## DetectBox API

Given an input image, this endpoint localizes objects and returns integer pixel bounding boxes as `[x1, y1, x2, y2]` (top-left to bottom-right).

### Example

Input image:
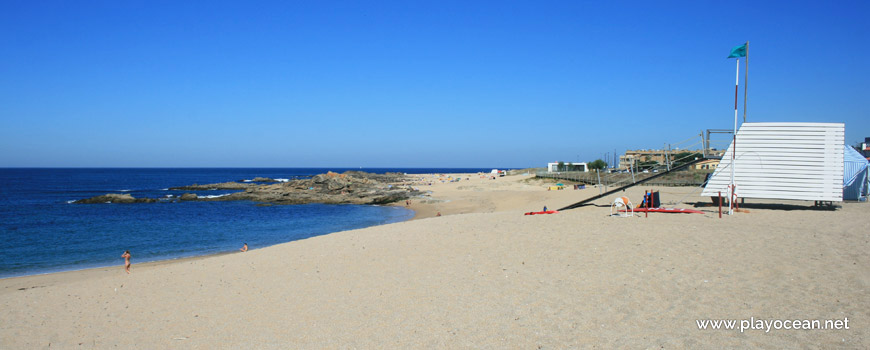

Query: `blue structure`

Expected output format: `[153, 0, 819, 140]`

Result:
[844, 145, 869, 200]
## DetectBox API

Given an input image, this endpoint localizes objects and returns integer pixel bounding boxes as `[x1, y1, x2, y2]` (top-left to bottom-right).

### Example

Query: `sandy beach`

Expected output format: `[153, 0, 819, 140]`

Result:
[1, 173, 868, 348]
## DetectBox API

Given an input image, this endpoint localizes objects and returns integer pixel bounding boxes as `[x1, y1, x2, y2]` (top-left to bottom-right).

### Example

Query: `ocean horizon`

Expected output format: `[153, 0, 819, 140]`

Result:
[0, 167, 495, 278]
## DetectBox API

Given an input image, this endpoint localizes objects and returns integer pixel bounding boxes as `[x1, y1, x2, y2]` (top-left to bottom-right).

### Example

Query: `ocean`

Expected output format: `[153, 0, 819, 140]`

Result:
[0, 168, 490, 278]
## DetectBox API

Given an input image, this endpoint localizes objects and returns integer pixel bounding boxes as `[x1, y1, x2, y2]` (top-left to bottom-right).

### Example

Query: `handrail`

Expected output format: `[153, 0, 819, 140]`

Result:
[557, 157, 708, 211]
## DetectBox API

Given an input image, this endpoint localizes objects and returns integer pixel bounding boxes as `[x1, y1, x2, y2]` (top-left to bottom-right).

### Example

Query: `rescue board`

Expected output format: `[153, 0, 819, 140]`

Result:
[621, 208, 704, 214]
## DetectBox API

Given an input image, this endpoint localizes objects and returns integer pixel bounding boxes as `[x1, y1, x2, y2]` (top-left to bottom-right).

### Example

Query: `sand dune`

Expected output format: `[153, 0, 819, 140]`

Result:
[2, 174, 867, 348]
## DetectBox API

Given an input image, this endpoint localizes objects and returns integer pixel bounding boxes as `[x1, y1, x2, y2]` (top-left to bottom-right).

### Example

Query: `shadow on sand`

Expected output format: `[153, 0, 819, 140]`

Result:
[563, 202, 841, 212]
[689, 201, 839, 211]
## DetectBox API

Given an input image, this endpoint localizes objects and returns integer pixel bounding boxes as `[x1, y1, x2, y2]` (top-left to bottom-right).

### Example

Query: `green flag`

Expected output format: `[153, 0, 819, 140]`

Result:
[728, 44, 747, 58]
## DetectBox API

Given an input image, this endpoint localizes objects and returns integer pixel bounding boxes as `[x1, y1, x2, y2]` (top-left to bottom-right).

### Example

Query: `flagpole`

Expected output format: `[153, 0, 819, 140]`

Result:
[730, 58, 739, 215]
[743, 41, 749, 123]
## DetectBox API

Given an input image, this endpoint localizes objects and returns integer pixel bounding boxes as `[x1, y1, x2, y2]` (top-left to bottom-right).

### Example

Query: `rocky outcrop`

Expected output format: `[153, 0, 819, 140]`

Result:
[74, 171, 419, 206]
[201, 171, 419, 205]
[74, 194, 160, 204]
[339, 171, 407, 183]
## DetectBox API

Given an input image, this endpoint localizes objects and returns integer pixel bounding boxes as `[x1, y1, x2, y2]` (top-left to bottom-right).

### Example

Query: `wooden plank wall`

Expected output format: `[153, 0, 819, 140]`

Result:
[701, 122, 845, 201]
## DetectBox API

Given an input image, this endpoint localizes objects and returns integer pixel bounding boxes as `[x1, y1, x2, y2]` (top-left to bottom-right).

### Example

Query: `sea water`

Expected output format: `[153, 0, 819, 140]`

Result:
[0, 168, 488, 278]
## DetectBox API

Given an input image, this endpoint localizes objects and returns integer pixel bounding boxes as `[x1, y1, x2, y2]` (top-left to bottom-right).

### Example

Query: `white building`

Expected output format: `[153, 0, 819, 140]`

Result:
[702, 122, 844, 202]
[547, 162, 588, 173]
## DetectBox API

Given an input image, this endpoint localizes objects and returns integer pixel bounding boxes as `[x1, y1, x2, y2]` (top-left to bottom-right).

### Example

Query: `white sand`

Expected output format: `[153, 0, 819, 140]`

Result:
[1, 174, 868, 348]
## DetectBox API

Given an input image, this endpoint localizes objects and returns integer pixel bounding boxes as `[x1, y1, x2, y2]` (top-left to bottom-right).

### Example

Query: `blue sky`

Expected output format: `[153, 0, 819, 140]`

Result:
[1, 0, 867, 167]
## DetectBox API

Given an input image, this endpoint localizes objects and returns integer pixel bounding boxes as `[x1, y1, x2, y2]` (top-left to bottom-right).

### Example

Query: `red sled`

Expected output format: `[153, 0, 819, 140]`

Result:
[524, 210, 559, 215]
[621, 207, 704, 214]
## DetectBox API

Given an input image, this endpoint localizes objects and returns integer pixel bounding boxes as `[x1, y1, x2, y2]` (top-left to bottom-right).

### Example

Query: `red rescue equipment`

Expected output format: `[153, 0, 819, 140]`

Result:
[524, 210, 559, 215]
[622, 207, 704, 214]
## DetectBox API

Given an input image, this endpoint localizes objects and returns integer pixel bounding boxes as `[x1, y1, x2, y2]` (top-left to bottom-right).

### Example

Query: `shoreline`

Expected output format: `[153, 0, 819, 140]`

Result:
[5, 199, 419, 281]
[0, 172, 489, 283]
[1, 205, 416, 281]
[0, 251, 236, 289]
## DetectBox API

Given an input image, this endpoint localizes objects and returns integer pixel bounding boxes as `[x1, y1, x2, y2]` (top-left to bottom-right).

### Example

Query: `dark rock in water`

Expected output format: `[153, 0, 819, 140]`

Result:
[74, 194, 159, 204]
[251, 177, 278, 182]
[179, 193, 198, 201]
[170, 182, 255, 191]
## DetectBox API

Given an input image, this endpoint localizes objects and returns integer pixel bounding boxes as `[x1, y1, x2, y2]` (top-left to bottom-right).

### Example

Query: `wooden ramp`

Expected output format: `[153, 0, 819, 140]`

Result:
[557, 157, 706, 211]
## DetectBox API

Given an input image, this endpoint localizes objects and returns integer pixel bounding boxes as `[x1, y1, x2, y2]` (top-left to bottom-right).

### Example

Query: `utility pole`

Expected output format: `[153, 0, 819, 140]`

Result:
[743, 41, 749, 123]
[596, 170, 602, 195]
[701, 131, 707, 158]
[664, 143, 671, 171]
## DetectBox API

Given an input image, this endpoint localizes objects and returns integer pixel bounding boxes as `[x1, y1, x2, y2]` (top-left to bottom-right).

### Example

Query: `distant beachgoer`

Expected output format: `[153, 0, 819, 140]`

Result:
[436, 211, 441, 217]
[543, 206, 548, 212]
[240, 243, 248, 252]
[405, 200, 410, 206]
[121, 250, 131, 274]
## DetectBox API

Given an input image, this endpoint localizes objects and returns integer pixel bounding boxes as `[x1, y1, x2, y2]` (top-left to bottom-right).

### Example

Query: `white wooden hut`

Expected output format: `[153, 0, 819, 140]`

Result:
[701, 122, 845, 202]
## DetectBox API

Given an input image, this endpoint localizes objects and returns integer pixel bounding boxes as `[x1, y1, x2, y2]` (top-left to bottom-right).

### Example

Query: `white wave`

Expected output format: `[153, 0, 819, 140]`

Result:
[242, 180, 253, 182]
[275, 178, 290, 182]
[119, 189, 132, 192]
[66, 200, 76, 204]
[199, 193, 232, 199]
[161, 188, 169, 191]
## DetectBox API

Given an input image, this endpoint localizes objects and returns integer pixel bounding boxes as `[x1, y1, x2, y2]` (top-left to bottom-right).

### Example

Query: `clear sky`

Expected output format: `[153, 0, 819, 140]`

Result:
[1, 0, 867, 168]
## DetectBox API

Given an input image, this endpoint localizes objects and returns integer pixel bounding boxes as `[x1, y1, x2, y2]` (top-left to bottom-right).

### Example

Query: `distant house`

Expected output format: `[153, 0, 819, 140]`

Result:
[693, 159, 720, 170]
[862, 137, 870, 158]
[547, 162, 588, 173]
[619, 149, 725, 170]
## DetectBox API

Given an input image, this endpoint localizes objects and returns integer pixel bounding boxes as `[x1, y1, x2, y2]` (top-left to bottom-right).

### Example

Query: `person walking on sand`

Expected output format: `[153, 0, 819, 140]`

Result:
[240, 243, 248, 252]
[121, 250, 131, 274]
